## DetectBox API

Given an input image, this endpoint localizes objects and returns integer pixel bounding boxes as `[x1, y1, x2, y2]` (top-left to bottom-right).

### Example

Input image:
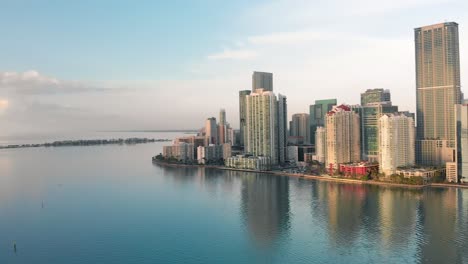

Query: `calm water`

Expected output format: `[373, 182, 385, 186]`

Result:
[0, 132, 467, 264]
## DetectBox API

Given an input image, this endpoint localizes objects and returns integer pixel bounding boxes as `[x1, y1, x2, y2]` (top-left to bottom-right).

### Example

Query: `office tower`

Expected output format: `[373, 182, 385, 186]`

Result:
[218, 109, 226, 144]
[277, 94, 288, 164]
[239, 90, 251, 148]
[352, 102, 398, 162]
[361, 88, 391, 106]
[309, 99, 337, 145]
[315, 126, 326, 163]
[252, 71, 273, 92]
[325, 105, 361, 171]
[415, 22, 461, 166]
[290, 113, 310, 144]
[205, 117, 218, 145]
[378, 114, 415, 176]
[455, 105, 468, 183]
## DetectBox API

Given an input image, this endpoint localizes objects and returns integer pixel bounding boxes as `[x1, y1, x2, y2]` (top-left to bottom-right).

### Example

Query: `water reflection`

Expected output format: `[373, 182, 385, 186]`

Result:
[240, 173, 290, 248]
[157, 163, 468, 263]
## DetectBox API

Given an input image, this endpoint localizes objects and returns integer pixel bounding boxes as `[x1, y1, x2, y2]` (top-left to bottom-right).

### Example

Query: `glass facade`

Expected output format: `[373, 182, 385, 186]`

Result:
[414, 22, 461, 165]
[309, 99, 337, 145]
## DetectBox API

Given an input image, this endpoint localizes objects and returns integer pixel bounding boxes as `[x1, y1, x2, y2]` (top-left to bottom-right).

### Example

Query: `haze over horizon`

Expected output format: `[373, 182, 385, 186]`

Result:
[1, 0, 468, 136]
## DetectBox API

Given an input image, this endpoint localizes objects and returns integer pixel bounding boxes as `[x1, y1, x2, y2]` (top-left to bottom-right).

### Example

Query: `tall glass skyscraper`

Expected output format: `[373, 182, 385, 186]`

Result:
[252, 71, 273, 92]
[309, 99, 337, 145]
[239, 90, 251, 148]
[415, 22, 461, 166]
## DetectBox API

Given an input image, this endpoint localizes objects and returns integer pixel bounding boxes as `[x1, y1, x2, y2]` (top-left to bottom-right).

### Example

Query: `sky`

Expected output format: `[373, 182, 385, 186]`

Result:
[1, 0, 468, 136]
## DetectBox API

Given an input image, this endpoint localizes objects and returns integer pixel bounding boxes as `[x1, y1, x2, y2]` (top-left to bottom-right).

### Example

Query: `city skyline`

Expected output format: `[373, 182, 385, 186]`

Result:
[1, 1, 468, 136]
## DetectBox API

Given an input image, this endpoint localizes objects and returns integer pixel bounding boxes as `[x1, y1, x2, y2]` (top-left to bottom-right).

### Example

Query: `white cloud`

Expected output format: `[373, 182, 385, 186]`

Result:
[248, 31, 332, 45]
[0, 70, 106, 94]
[207, 48, 258, 60]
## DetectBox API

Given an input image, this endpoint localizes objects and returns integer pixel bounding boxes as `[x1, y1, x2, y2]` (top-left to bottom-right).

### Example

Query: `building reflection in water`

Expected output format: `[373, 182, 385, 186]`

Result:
[240, 173, 290, 248]
[416, 187, 467, 264]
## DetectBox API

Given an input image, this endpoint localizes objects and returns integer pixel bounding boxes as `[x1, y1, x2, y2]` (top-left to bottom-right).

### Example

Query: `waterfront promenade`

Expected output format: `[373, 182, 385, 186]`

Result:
[152, 159, 468, 190]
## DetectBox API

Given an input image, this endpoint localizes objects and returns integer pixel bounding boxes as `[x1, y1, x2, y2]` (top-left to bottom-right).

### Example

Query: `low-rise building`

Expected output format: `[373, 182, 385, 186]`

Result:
[339, 162, 379, 177]
[395, 168, 444, 182]
[197, 143, 232, 164]
[162, 143, 195, 163]
[225, 155, 271, 171]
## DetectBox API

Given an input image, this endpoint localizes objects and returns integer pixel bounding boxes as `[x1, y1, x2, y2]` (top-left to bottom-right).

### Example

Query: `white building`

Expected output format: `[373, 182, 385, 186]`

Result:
[325, 105, 361, 171]
[287, 146, 299, 163]
[197, 143, 232, 164]
[246, 89, 287, 165]
[315, 126, 326, 163]
[378, 114, 415, 176]
[225, 155, 271, 171]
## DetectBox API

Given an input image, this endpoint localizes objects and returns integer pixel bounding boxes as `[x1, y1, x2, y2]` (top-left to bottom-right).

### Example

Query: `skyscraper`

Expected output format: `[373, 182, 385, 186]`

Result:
[246, 89, 278, 164]
[239, 90, 251, 148]
[361, 88, 391, 106]
[415, 22, 461, 166]
[352, 102, 398, 162]
[309, 99, 337, 145]
[325, 105, 361, 171]
[205, 117, 218, 145]
[290, 113, 310, 144]
[277, 94, 288, 164]
[252, 71, 273, 92]
[378, 114, 415, 176]
[455, 104, 468, 183]
[246, 89, 287, 165]
[218, 109, 226, 144]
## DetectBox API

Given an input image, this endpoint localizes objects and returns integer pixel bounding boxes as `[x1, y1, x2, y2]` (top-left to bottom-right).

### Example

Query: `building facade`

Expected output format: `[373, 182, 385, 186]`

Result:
[352, 102, 399, 162]
[415, 22, 461, 166]
[455, 104, 468, 183]
[225, 155, 271, 171]
[277, 94, 288, 164]
[239, 90, 251, 148]
[315, 126, 326, 163]
[252, 71, 273, 92]
[205, 117, 218, 145]
[246, 89, 279, 164]
[163, 143, 195, 163]
[361, 88, 391, 106]
[325, 105, 361, 172]
[378, 114, 415, 176]
[290, 113, 310, 144]
[309, 99, 337, 145]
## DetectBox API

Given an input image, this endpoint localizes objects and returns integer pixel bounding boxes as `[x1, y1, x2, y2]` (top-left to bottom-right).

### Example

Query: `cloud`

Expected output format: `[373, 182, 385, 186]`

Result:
[207, 48, 258, 60]
[0, 70, 109, 95]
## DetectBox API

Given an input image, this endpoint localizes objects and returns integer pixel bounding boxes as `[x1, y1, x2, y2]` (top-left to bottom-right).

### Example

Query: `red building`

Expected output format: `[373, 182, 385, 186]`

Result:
[339, 162, 379, 177]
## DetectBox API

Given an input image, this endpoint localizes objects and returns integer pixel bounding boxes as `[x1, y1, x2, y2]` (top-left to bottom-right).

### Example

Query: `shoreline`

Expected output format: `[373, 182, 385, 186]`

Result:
[152, 159, 468, 190]
[0, 138, 171, 150]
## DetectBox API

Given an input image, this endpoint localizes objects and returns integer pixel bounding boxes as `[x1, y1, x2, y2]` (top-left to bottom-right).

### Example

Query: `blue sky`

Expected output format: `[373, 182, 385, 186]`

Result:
[0, 0, 467, 135]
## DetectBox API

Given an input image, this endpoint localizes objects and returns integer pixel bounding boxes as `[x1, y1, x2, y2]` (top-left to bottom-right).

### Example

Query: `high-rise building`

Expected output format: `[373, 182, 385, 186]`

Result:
[277, 94, 288, 164]
[218, 109, 226, 144]
[309, 99, 337, 145]
[352, 102, 398, 162]
[246, 89, 287, 165]
[239, 90, 251, 147]
[252, 71, 273, 92]
[455, 104, 468, 183]
[378, 114, 415, 176]
[325, 105, 361, 172]
[290, 113, 310, 144]
[315, 126, 326, 163]
[415, 22, 461, 166]
[246, 89, 278, 164]
[205, 117, 218, 145]
[361, 88, 391, 106]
